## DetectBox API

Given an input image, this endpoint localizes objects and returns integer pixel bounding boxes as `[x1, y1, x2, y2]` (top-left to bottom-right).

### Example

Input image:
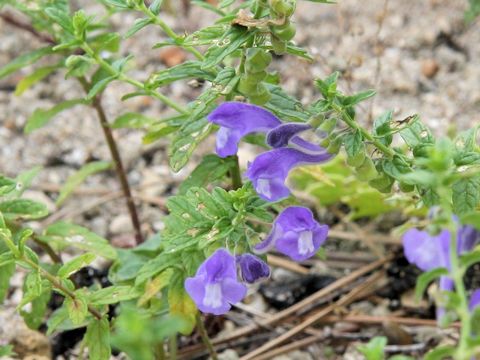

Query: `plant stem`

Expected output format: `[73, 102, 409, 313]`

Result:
[78, 78, 144, 245]
[22, 254, 103, 320]
[331, 102, 395, 158]
[169, 335, 177, 360]
[138, 2, 204, 61]
[196, 313, 218, 360]
[230, 155, 243, 190]
[32, 236, 63, 264]
[81, 42, 188, 115]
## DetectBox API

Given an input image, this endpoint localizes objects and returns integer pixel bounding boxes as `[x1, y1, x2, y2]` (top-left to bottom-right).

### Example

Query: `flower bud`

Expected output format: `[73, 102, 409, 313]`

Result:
[355, 157, 378, 181]
[238, 75, 260, 94]
[369, 173, 394, 193]
[269, 0, 296, 17]
[271, 21, 296, 41]
[307, 114, 325, 129]
[249, 83, 272, 105]
[245, 48, 272, 73]
[317, 117, 337, 138]
[236, 254, 270, 284]
[346, 150, 366, 167]
[327, 136, 342, 155]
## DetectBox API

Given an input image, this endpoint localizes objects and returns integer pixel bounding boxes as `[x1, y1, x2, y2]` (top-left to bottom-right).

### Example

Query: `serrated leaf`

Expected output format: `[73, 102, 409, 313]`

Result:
[373, 110, 393, 146]
[125, 18, 153, 38]
[25, 99, 88, 134]
[452, 176, 480, 215]
[399, 116, 434, 148]
[415, 267, 449, 301]
[0, 199, 48, 219]
[65, 293, 88, 325]
[56, 161, 111, 206]
[0, 47, 54, 80]
[45, 7, 74, 33]
[15, 65, 59, 96]
[42, 222, 117, 260]
[179, 155, 234, 194]
[265, 84, 311, 121]
[88, 285, 140, 305]
[343, 131, 363, 158]
[58, 253, 96, 278]
[202, 26, 254, 69]
[342, 89, 376, 106]
[183, 24, 227, 46]
[85, 318, 111, 360]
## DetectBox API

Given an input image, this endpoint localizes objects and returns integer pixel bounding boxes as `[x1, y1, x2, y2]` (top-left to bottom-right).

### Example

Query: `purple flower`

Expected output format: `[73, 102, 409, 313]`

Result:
[255, 206, 329, 261]
[207, 102, 281, 157]
[236, 254, 270, 283]
[266, 123, 311, 148]
[246, 148, 332, 202]
[185, 248, 247, 315]
[469, 289, 480, 312]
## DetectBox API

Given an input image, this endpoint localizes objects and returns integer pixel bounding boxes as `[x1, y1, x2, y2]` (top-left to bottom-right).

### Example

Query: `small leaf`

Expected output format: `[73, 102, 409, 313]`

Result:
[25, 99, 88, 133]
[452, 176, 480, 215]
[373, 110, 393, 146]
[15, 65, 59, 96]
[66, 293, 88, 325]
[0, 262, 15, 303]
[343, 130, 363, 158]
[424, 345, 456, 360]
[111, 113, 156, 129]
[85, 318, 111, 360]
[125, 18, 153, 38]
[0, 199, 48, 220]
[415, 267, 449, 301]
[88, 286, 140, 305]
[148, 61, 216, 88]
[86, 76, 117, 100]
[179, 155, 234, 194]
[58, 253, 97, 278]
[0, 176, 16, 196]
[168, 272, 197, 335]
[57, 161, 111, 206]
[342, 89, 376, 106]
[45, 7, 74, 33]
[0, 47, 54, 80]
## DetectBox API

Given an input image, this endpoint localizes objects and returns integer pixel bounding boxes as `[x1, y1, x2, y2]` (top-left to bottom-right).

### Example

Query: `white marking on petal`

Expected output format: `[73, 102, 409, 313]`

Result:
[203, 283, 222, 308]
[256, 179, 272, 199]
[298, 230, 314, 255]
[217, 129, 229, 149]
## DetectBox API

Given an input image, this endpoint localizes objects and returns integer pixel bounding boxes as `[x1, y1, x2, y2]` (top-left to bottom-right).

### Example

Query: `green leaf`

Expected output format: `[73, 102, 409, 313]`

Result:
[179, 155, 234, 194]
[459, 250, 480, 271]
[265, 84, 311, 121]
[202, 26, 255, 69]
[357, 336, 386, 360]
[0, 47, 54, 80]
[373, 110, 393, 146]
[0, 176, 16, 196]
[58, 253, 97, 278]
[149, 0, 164, 14]
[343, 130, 363, 158]
[399, 116, 434, 148]
[148, 61, 216, 88]
[342, 89, 376, 106]
[125, 18, 153, 38]
[135, 253, 180, 286]
[13, 166, 43, 197]
[56, 161, 111, 206]
[21, 286, 51, 329]
[0, 262, 15, 303]
[415, 267, 449, 301]
[111, 112, 156, 129]
[85, 318, 111, 360]
[0, 199, 48, 220]
[183, 24, 226, 46]
[452, 176, 480, 215]
[65, 293, 88, 325]
[25, 99, 88, 134]
[88, 285, 140, 305]
[460, 211, 480, 230]
[46, 306, 70, 335]
[42, 222, 117, 260]
[15, 65, 59, 96]
[0, 345, 15, 357]
[168, 272, 197, 335]
[45, 7, 74, 33]
[424, 345, 456, 360]
[86, 76, 117, 100]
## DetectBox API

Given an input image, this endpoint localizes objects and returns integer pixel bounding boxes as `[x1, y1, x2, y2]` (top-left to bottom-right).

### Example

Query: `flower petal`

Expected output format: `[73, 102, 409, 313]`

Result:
[204, 248, 237, 282]
[236, 254, 270, 283]
[208, 102, 281, 157]
[402, 229, 451, 272]
[469, 289, 480, 311]
[221, 278, 247, 305]
[246, 148, 332, 201]
[457, 225, 480, 254]
[266, 123, 311, 148]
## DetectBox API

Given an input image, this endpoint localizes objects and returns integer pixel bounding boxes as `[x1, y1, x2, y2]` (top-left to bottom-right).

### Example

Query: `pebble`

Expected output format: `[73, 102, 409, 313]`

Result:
[421, 59, 440, 78]
[109, 214, 134, 235]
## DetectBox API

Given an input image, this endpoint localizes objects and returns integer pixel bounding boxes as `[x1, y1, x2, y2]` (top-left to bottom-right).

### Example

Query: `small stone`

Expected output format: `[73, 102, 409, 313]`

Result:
[217, 349, 239, 360]
[109, 214, 133, 235]
[421, 59, 440, 78]
[159, 47, 187, 67]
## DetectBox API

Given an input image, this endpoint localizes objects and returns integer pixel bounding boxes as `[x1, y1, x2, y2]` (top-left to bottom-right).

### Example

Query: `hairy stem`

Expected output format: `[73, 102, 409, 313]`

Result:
[196, 313, 218, 360]
[230, 155, 243, 190]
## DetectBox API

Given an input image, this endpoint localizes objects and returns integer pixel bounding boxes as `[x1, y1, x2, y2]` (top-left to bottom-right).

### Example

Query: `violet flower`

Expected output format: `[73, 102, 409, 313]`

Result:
[185, 248, 247, 315]
[207, 102, 281, 158]
[403, 224, 480, 318]
[245, 147, 332, 202]
[236, 254, 270, 284]
[469, 289, 480, 312]
[255, 206, 329, 261]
